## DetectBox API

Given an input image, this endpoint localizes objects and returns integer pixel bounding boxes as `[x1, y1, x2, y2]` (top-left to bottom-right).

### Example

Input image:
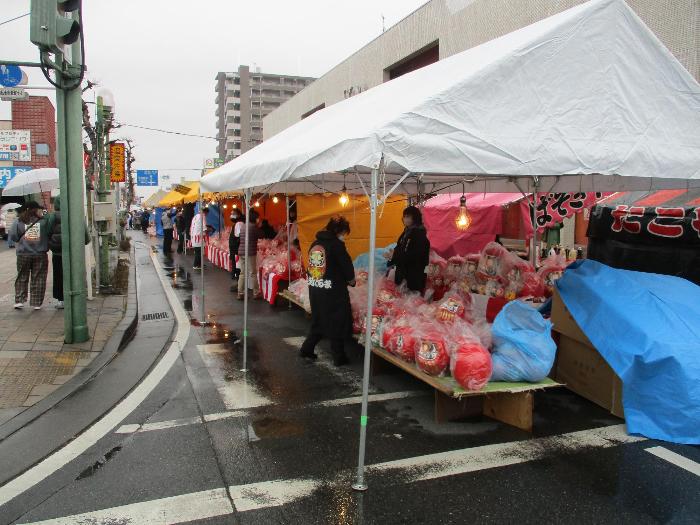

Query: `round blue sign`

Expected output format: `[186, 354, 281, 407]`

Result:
[0, 65, 23, 88]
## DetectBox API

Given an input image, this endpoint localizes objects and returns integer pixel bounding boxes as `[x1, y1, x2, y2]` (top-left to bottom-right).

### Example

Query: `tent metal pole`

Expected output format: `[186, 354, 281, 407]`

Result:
[286, 193, 292, 309]
[353, 165, 379, 492]
[199, 191, 206, 323]
[242, 189, 251, 373]
[531, 177, 540, 267]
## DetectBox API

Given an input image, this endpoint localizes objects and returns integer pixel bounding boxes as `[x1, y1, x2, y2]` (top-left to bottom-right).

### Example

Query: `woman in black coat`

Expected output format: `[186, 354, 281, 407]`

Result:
[387, 206, 430, 292]
[299, 216, 356, 366]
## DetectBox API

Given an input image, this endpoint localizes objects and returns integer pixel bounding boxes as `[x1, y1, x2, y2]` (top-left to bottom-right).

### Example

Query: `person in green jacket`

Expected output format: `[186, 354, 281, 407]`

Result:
[9, 201, 54, 310]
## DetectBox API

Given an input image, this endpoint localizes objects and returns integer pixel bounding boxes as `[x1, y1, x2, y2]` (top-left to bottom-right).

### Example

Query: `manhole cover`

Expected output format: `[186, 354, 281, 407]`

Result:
[142, 311, 169, 321]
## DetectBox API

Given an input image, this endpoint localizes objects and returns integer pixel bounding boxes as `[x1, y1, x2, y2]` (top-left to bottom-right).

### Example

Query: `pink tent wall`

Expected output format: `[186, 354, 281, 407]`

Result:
[422, 193, 533, 258]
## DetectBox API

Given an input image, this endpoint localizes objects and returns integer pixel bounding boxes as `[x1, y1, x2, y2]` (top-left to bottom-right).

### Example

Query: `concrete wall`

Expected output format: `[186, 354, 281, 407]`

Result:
[264, 0, 699, 139]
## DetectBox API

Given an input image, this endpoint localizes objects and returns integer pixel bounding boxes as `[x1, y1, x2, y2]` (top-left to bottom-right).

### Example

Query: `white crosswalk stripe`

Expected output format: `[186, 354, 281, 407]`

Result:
[645, 446, 700, 477]
[114, 391, 426, 434]
[17, 488, 234, 525]
[19, 424, 646, 524]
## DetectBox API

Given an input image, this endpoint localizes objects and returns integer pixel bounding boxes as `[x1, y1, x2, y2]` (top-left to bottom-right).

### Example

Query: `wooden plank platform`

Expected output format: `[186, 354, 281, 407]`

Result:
[369, 344, 561, 431]
[279, 290, 310, 314]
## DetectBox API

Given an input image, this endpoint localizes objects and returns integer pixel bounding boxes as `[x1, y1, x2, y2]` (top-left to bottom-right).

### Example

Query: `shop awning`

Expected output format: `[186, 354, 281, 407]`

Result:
[142, 189, 168, 209]
[201, 0, 700, 196]
[159, 181, 200, 207]
[596, 189, 700, 208]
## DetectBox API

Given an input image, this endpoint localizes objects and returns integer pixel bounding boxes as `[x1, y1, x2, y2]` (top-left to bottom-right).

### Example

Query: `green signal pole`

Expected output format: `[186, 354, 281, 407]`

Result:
[95, 98, 111, 288]
[55, 46, 89, 343]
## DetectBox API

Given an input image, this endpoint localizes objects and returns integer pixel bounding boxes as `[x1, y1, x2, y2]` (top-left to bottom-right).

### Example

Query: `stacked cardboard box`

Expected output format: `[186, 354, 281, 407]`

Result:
[551, 288, 624, 418]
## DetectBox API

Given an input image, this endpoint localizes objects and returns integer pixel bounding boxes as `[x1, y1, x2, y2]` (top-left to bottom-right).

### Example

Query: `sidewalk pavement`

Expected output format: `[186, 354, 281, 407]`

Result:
[0, 247, 127, 425]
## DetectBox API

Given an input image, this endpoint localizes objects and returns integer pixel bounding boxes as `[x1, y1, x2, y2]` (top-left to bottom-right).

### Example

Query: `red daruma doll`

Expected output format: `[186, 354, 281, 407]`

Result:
[416, 331, 450, 376]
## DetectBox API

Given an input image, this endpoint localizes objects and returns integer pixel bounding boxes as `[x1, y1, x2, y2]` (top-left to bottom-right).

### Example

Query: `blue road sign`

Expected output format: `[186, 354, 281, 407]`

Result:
[136, 170, 159, 186]
[0, 65, 23, 88]
[0, 166, 33, 189]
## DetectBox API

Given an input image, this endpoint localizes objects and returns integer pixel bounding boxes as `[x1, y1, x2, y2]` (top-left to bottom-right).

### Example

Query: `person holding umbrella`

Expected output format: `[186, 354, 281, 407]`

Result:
[9, 202, 54, 310]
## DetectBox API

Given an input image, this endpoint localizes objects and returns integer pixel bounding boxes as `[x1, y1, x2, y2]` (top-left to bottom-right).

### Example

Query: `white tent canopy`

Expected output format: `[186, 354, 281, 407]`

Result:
[198, 0, 700, 491]
[202, 0, 700, 196]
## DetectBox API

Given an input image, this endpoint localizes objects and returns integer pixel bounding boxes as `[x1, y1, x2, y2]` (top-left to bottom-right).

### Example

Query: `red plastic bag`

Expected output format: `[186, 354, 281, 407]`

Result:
[451, 342, 493, 391]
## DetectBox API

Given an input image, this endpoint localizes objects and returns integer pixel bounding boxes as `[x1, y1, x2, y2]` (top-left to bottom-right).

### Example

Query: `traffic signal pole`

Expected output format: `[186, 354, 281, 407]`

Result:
[56, 65, 89, 343]
[28, 1, 89, 343]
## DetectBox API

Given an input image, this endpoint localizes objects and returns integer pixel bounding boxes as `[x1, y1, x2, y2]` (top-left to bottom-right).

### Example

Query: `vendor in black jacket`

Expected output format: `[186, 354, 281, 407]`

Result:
[299, 216, 356, 366]
[387, 206, 430, 292]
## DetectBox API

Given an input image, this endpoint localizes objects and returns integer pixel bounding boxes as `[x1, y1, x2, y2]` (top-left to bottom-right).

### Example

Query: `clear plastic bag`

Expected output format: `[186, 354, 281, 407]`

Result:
[491, 301, 556, 382]
[415, 323, 450, 377]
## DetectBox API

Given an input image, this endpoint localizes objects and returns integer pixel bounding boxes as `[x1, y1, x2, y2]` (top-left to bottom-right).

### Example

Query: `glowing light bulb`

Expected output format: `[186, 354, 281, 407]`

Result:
[456, 196, 472, 231]
[254, 201, 260, 207]
[339, 190, 349, 207]
[223, 204, 228, 209]
[232, 204, 237, 209]
[272, 195, 279, 204]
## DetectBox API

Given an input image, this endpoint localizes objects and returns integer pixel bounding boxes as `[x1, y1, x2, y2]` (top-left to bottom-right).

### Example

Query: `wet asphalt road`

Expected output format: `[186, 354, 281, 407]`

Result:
[1, 233, 698, 524]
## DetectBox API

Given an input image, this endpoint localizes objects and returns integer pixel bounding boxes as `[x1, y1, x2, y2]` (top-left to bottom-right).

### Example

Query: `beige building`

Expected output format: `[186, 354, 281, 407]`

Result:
[215, 66, 315, 161]
[264, 0, 699, 139]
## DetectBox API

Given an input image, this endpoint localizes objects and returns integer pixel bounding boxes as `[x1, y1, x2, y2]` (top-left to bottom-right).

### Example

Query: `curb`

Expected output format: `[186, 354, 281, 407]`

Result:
[0, 247, 139, 442]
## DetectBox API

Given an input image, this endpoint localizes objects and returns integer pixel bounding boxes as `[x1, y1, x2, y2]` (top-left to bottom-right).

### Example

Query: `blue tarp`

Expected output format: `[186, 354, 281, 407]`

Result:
[557, 260, 700, 444]
[354, 243, 395, 274]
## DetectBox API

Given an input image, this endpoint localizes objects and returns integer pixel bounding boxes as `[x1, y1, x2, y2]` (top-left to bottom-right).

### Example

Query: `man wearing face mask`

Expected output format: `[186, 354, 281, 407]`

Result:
[387, 206, 430, 293]
[300, 216, 355, 366]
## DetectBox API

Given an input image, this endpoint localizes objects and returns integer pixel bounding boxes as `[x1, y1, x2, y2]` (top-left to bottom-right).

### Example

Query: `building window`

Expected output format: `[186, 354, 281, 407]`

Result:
[385, 41, 439, 81]
[301, 103, 325, 120]
[233, 142, 241, 150]
[36, 143, 50, 156]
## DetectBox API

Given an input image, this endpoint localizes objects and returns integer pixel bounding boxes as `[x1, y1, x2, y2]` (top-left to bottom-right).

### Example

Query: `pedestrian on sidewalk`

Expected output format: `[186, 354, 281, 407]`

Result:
[299, 216, 355, 366]
[228, 209, 243, 284]
[9, 201, 54, 310]
[190, 207, 210, 270]
[141, 210, 150, 234]
[48, 198, 91, 309]
[161, 207, 175, 255]
[175, 208, 187, 253]
[237, 208, 263, 300]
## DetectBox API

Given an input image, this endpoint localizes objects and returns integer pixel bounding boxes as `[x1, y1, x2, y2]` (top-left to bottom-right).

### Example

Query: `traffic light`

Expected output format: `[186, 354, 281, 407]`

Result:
[30, 0, 81, 55]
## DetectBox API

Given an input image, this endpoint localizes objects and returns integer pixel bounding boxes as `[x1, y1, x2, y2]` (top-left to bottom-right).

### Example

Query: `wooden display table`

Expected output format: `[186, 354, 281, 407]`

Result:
[282, 289, 560, 431]
[369, 345, 560, 431]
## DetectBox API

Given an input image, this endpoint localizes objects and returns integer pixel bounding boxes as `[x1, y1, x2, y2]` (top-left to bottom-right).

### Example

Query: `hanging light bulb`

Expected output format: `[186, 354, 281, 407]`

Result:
[223, 204, 228, 209]
[232, 203, 237, 209]
[456, 195, 472, 230]
[254, 200, 261, 208]
[339, 186, 349, 207]
[272, 195, 279, 204]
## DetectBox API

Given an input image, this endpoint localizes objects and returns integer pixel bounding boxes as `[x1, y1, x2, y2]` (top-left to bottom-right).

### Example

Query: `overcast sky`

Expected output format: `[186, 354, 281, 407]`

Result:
[1, 0, 427, 197]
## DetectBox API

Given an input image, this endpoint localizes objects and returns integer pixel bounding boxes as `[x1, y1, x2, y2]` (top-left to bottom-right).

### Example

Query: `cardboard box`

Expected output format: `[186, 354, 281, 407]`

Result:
[551, 289, 624, 418]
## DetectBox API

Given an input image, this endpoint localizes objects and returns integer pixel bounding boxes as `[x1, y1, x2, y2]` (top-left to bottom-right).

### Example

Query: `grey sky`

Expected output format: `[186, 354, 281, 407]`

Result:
[1, 0, 427, 197]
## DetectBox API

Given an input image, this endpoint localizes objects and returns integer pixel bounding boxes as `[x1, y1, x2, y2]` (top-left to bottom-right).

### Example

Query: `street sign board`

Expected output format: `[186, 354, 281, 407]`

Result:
[0, 166, 33, 189]
[0, 65, 23, 87]
[203, 158, 224, 169]
[110, 142, 126, 183]
[0, 130, 31, 161]
[0, 87, 29, 101]
[172, 183, 191, 195]
[136, 169, 158, 186]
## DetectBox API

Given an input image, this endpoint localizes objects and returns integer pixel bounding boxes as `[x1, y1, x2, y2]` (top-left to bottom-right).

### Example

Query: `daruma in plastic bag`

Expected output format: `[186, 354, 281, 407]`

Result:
[451, 342, 492, 391]
[416, 331, 450, 376]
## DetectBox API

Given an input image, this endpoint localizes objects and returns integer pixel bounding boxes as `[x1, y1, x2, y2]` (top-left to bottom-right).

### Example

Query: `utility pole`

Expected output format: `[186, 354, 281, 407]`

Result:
[29, 0, 89, 343]
[95, 90, 115, 287]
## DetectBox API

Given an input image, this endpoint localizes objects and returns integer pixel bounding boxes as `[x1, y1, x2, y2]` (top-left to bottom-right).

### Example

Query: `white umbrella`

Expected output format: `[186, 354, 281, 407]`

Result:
[0, 202, 22, 213]
[2, 168, 59, 196]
